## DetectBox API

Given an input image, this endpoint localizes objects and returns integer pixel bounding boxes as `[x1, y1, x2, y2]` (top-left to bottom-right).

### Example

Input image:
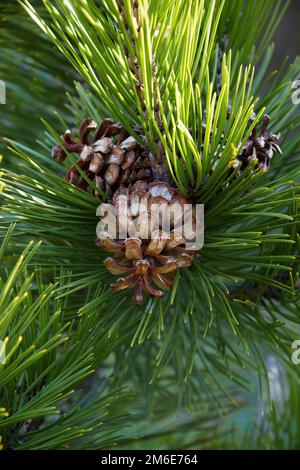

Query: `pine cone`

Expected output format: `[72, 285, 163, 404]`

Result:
[52, 117, 159, 197]
[97, 181, 199, 304]
[233, 115, 282, 173]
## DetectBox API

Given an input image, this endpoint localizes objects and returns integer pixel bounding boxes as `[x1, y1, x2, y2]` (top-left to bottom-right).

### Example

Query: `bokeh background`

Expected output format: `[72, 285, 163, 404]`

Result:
[273, 0, 300, 66]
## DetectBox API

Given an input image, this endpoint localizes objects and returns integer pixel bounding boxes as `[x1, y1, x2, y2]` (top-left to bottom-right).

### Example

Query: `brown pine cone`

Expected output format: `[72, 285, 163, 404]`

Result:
[52, 117, 158, 197]
[97, 181, 199, 304]
[233, 115, 282, 173]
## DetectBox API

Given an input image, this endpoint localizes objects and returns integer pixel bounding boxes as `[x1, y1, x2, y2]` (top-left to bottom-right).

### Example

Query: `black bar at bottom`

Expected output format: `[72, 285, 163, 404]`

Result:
[0, 449, 299, 466]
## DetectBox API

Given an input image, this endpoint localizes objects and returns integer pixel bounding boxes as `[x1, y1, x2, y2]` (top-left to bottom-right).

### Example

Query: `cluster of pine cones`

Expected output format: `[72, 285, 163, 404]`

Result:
[52, 117, 198, 304]
[53, 115, 281, 303]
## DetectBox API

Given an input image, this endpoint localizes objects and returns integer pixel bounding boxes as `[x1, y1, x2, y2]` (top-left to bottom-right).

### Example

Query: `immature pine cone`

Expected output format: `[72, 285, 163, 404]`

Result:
[234, 115, 282, 173]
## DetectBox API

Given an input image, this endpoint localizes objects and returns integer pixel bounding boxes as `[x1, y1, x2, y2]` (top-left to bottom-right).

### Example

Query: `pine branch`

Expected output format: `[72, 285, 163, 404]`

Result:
[0, 225, 132, 450]
[0, 0, 298, 449]
[0, 2, 74, 159]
